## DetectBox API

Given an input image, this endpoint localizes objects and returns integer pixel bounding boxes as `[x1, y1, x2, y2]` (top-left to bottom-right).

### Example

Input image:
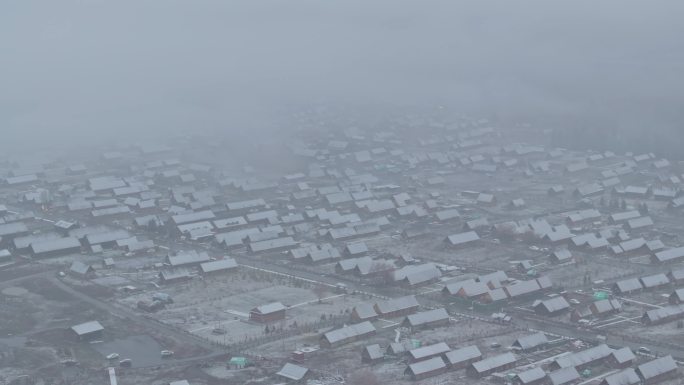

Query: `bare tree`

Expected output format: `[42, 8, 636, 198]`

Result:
[348, 369, 381, 385]
[312, 285, 327, 303]
[369, 261, 396, 284]
[494, 223, 518, 242]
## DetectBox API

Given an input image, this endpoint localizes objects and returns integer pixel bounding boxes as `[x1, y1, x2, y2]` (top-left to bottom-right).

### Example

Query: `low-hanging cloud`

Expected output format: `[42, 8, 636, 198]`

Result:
[2, 0, 683, 155]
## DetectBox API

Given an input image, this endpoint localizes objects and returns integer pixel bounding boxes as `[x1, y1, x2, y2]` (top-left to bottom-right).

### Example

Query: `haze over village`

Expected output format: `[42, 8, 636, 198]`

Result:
[2, 1, 684, 385]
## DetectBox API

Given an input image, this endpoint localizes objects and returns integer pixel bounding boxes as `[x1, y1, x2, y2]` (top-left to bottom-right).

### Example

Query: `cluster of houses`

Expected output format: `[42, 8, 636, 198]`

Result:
[3, 112, 684, 384]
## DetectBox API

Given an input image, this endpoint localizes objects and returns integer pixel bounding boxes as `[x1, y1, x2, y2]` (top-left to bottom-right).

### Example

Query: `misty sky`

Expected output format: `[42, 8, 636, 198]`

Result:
[2, 1, 684, 154]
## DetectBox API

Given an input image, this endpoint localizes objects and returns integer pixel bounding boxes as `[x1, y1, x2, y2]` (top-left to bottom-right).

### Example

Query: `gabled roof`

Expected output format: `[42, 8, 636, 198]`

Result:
[534, 297, 570, 313]
[407, 357, 446, 375]
[554, 344, 612, 369]
[512, 332, 549, 350]
[409, 342, 450, 361]
[159, 269, 191, 281]
[199, 258, 238, 273]
[636, 355, 677, 380]
[0, 222, 29, 237]
[404, 308, 449, 327]
[276, 363, 309, 381]
[504, 279, 541, 297]
[249, 237, 298, 252]
[639, 273, 670, 288]
[614, 278, 643, 293]
[435, 209, 460, 221]
[352, 303, 378, 320]
[364, 344, 384, 360]
[592, 299, 622, 314]
[69, 261, 93, 275]
[670, 268, 684, 281]
[31, 237, 81, 254]
[446, 231, 480, 245]
[549, 367, 580, 385]
[171, 210, 215, 225]
[601, 368, 640, 385]
[516, 367, 547, 384]
[445, 345, 481, 366]
[166, 251, 211, 267]
[552, 249, 572, 261]
[85, 229, 131, 245]
[643, 305, 684, 324]
[626, 216, 653, 229]
[252, 302, 286, 315]
[654, 246, 684, 263]
[477, 270, 509, 285]
[470, 352, 517, 373]
[70, 320, 104, 336]
[346, 242, 368, 255]
[393, 264, 441, 285]
[375, 295, 419, 314]
[322, 321, 375, 345]
[610, 210, 641, 222]
[458, 280, 489, 297]
[610, 347, 635, 364]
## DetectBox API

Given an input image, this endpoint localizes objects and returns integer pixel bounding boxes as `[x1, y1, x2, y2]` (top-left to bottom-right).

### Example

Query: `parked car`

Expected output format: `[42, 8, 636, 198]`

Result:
[637, 347, 652, 355]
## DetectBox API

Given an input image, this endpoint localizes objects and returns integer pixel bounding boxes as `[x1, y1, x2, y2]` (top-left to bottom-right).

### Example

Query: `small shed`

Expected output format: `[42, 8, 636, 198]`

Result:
[70, 320, 104, 341]
[362, 344, 384, 364]
[276, 363, 309, 383]
[69, 261, 95, 279]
